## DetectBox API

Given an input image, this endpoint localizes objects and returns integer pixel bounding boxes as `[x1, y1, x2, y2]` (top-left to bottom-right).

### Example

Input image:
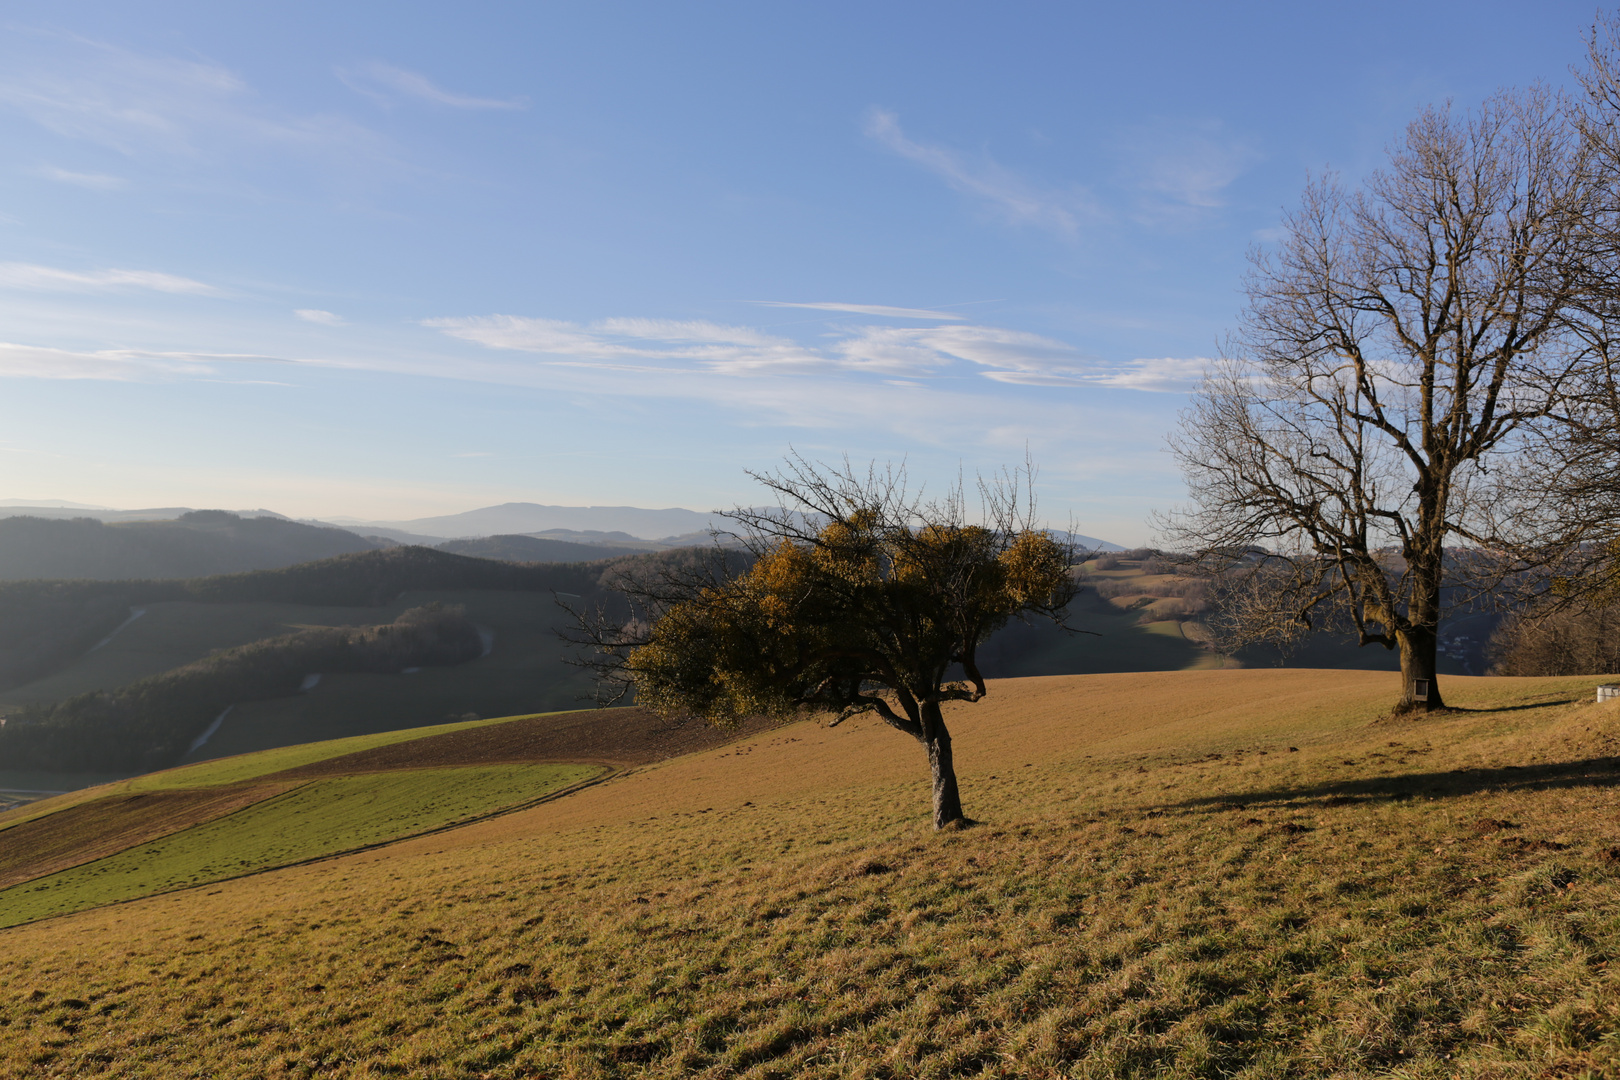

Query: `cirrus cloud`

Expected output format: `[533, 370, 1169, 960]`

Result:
[0, 262, 218, 295]
[424, 307, 1203, 392]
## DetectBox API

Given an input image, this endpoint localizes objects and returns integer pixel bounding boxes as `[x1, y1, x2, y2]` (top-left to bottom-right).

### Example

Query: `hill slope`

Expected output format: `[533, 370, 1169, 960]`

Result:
[435, 533, 657, 562]
[1, 669, 1617, 1076]
[0, 510, 381, 581]
[0, 545, 616, 694]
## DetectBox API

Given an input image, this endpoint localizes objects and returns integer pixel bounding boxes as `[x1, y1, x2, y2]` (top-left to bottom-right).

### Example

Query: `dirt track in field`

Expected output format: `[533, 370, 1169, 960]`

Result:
[264, 706, 782, 780]
[0, 783, 295, 890]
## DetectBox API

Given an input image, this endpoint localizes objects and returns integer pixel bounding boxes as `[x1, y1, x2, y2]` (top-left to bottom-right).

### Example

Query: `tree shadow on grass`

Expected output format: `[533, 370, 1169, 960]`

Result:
[1150, 756, 1620, 816]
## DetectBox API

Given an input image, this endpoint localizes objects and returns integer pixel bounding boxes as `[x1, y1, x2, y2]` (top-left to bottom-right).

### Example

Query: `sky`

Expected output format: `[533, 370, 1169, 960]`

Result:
[0, 1, 1606, 544]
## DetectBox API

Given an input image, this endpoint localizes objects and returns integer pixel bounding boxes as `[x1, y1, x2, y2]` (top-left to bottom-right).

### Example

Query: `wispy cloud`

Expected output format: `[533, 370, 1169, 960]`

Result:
[37, 166, 126, 189]
[751, 301, 965, 321]
[983, 356, 1209, 393]
[0, 342, 240, 380]
[339, 62, 527, 111]
[864, 108, 1090, 237]
[294, 308, 344, 325]
[0, 33, 387, 161]
[0, 262, 218, 295]
[1118, 119, 1259, 221]
[424, 309, 1200, 393]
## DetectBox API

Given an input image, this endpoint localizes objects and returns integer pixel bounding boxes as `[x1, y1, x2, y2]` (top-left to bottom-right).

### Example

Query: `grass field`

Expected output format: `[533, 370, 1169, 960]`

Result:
[1, 668, 1618, 1077]
[0, 763, 596, 928]
[0, 710, 549, 833]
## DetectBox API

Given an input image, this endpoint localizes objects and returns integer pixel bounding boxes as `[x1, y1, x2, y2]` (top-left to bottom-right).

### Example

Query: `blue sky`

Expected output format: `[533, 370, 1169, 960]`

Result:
[0, 1, 1603, 543]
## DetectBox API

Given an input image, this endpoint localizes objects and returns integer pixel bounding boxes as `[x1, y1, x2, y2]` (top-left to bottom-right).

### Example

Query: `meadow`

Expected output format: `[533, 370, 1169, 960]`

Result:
[0, 668, 1616, 1077]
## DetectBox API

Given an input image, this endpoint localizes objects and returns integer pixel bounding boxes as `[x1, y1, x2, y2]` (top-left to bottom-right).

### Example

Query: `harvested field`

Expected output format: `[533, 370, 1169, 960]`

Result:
[0, 783, 292, 889]
[265, 706, 780, 779]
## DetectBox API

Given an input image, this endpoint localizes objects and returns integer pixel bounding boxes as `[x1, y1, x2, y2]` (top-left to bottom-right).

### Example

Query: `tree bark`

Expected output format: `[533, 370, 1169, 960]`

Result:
[920, 701, 966, 830]
[1392, 551, 1446, 712]
[1395, 625, 1444, 712]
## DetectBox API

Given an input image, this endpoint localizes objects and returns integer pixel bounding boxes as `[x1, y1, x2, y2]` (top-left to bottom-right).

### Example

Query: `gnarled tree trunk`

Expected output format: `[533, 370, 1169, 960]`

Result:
[1396, 625, 1444, 712]
[1394, 558, 1445, 713]
[920, 701, 965, 829]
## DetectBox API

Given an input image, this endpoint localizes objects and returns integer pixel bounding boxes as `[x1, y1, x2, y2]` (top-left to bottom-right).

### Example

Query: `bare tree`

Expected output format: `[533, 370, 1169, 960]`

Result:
[1492, 16, 1620, 604]
[1162, 89, 1598, 712]
[565, 456, 1081, 830]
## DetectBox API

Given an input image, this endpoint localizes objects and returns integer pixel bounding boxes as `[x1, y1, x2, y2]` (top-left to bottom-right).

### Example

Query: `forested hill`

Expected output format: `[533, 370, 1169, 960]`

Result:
[0, 546, 640, 693]
[435, 534, 657, 563]
[0, 511, 383, 582]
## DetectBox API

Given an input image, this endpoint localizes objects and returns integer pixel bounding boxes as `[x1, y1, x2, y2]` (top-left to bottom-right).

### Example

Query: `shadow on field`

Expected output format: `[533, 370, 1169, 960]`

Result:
[1152, 756, 1620, 815]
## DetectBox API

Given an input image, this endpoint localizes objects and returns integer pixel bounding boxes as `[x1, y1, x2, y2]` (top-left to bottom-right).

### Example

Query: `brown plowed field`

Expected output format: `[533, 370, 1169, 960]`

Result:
[265, 706, 781, 780]
[0, 782, 295, 890]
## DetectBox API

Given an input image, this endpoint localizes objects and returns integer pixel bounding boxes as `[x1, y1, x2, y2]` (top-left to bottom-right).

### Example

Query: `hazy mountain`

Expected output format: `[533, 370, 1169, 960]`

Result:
[0, 499, 114, 510]
[341, 503, 720, 540]
[435, 534, 658, 562]
[529, 529, 665, 547]
[0, 511, 383, 582]
[1061, 532, 1126, 553]
[2, 500, 1127, 551]
[0, 505, 199, 524]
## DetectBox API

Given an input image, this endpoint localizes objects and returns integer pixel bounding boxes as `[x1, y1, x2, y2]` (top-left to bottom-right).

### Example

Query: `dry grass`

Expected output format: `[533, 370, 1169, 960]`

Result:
[2, 669, 1619, 1077]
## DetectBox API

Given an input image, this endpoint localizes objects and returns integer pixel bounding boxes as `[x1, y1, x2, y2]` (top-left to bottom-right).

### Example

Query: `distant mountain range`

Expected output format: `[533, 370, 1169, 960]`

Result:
[0, 511, 381, 582]
[331, 503, 723, 541]
[0, 500, 1126, 552]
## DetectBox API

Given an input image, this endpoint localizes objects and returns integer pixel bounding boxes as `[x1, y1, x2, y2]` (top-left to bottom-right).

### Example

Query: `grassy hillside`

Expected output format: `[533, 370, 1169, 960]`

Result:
[0, 703, 771, 925]
[0, 511, 381, 582]
[0, 669, 1617, 1076]
[0, 764, 596, 926]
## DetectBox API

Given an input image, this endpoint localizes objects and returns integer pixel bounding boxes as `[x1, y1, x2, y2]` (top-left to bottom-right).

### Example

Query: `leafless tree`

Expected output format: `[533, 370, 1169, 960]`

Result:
[1491, 16, 1620, 606]
[1161, 88, 1599, 712]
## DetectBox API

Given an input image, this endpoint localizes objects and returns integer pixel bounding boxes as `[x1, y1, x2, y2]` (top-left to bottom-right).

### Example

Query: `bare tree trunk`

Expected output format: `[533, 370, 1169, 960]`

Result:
[920, 701, 966, 829]
[1396, 625, 1444, 712]
[1395, 565, 1445, 712]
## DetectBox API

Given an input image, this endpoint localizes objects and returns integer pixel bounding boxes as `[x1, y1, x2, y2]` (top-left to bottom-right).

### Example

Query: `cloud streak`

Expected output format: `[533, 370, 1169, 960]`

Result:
[340, 62, 527, 110]
[424, 309, 1204, 392]
[38, 166, 126, 189]
[0, 342, 281, 380]
[0, 33, 388, 162]
[751, 301, 965, 321]
[864, 109, 1090, 237]
[0, 262, 218, 295]
[294, 308, 344, 325]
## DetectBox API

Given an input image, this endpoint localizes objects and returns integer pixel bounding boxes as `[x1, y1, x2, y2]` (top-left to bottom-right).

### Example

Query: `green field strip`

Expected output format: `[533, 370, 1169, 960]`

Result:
[126, 709, 561, 790]
[0, 709, 560, 834]
[0, 762, 600, 928]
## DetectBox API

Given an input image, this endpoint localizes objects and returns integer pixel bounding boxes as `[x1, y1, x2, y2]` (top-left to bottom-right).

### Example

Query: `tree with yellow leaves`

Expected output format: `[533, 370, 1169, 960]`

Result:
[567, 457, 1081, 830]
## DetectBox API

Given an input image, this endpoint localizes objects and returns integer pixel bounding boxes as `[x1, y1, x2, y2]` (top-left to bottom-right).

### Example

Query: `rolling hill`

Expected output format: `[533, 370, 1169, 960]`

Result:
[0, 510, 383, 582]
[342, 502, 722, 540]
[435, 533, 658, 562]
[0, 546, 1501, 792]
[0, 668, 1616, 1076]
